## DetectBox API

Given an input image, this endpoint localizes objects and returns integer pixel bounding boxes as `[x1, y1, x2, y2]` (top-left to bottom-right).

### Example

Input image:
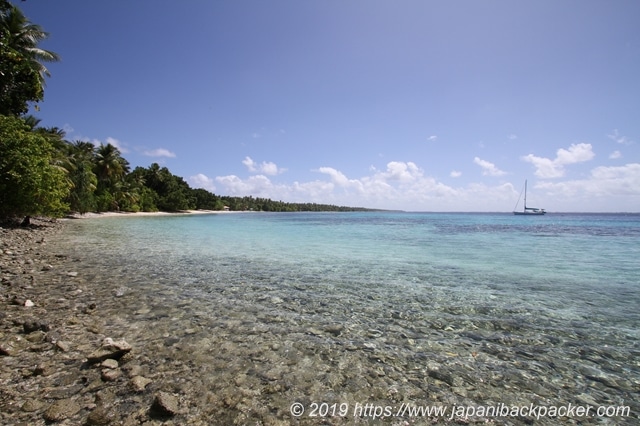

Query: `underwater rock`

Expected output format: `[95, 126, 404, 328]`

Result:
[43, 398, 81, 422]
[151, 391, 179, 417]
[130, 375, 152, 392]
[23, 318, 50, 333]
[86, 405, 115, 425]
[87, 338, 132, 364]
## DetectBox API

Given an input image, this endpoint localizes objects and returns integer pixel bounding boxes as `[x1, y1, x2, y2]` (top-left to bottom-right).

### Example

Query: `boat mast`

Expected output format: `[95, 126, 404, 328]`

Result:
[524, 180, 527, 210]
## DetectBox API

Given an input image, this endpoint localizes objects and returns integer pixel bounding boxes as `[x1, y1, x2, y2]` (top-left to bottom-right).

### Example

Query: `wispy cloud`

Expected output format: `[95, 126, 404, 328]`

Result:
[508, 134, 518, 140]
[522, 143, 595, 178]
[143, 148, 176, 158]
[609, 150, 622, 159]
[427, 135, 438, 141]
[242, 156, 286, 175]
[95, 137, 129, 153]
[450, 170, 462, 178]
[607, 129, 633, 145]
[473, 157, 507, 176]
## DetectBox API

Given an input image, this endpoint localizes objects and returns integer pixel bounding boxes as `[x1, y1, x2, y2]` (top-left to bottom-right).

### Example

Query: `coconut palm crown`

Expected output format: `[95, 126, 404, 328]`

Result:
[1, 1, 60, 85]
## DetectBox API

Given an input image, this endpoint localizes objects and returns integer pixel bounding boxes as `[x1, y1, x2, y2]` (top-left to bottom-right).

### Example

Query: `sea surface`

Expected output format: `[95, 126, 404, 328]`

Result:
[56, 212, 640, 424]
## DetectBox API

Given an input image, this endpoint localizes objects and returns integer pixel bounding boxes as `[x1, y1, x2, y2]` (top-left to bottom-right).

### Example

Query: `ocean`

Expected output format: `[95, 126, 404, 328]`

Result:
[56, 212, 640, 424]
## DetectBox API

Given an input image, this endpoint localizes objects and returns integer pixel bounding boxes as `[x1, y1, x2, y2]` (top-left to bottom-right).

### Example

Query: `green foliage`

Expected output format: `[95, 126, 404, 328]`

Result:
[191, 188, 223, 210]
[0, 115, 69, 219]
[0, 47, 43, 115]
[0, 1, 59, 115]
[64, 141, 97, 214]
[138, 163, 195, 212]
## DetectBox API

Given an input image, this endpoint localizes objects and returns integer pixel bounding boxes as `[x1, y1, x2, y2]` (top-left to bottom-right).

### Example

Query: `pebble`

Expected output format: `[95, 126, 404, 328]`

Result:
[87, 338, 132, 363]
[151, 391, 179, 417]
[101, 358, 119, 369]
[1, 218, 638, 426]
[43, 398, 81, 422]
[131, 375, 152, 392]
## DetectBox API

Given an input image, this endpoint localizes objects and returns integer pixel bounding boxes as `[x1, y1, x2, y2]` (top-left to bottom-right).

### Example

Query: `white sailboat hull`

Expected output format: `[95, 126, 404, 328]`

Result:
[513, 180, 546, 215]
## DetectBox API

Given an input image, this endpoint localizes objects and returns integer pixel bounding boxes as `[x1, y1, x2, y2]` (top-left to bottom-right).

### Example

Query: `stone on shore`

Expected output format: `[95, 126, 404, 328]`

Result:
[130, 375, 152, 392]
[43, 398, 81, 422]
[151, 391, 179, 417]
[101, 358, 119, 369]
[86, 405, 115, 425]
[87, 337, 132, 364]
[23, 318, 50, 333]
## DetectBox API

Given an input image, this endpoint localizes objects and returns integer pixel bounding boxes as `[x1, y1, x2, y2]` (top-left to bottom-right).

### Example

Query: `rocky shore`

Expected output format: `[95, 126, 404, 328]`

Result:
[1, 217, 638, 425]
[0, 218, 185, 425]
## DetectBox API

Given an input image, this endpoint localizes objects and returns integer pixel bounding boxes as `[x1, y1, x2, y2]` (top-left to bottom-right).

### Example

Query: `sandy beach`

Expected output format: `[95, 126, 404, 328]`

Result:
[66, 209, 237, 219]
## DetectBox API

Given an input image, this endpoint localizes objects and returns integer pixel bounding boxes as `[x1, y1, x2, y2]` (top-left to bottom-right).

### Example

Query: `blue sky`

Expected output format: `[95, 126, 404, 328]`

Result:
[20, 0, 640, 212]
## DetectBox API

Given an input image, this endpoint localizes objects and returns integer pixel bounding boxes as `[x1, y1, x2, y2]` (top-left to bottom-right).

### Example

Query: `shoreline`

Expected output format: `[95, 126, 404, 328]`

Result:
[65, 209, 240, 219]
[0, 217, 198, 424]
[2, 217, 638, 425]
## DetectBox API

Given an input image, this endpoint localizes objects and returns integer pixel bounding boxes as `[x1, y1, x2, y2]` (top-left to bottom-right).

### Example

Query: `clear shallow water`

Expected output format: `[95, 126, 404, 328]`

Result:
[57, 212, 640, 423]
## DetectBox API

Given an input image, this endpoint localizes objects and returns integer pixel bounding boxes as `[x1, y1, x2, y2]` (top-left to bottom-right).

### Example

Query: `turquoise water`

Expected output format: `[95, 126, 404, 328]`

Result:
[58, 212, 640, 423]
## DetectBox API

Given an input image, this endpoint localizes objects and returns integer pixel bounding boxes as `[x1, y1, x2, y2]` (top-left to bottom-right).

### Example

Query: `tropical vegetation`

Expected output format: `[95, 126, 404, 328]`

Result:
[0, 1, 373, 224]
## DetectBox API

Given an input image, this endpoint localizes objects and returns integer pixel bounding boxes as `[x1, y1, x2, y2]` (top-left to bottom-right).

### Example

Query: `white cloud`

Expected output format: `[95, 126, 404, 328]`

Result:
[216, 174, 276, 196]
[188, 173, 216, 192]
[207, 161, 523, 211]
[522, 143, 595, 178]
[609, 150, 622, 159]
[143, 148, 176, 158]
[473, 157, 507, 176]
[207, 159, 640, 212]
[450, 170, 462, 178]
[105, 137, 129, 153]
[536, 163, 640, 208]
[242, 156, 285, 176]
[428, 135, 438, 141]
[62, 123, 75, 135]
[508, 134, 518, 140]
[380, 161, 423, 182]
[607, 129, 633, 145]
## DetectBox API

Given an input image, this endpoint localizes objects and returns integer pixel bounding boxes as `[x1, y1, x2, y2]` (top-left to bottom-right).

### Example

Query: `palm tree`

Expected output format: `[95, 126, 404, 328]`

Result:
[65, 141, 97, 214]
[94, 143, 130, 191]
[1, 2, 60, 85]
[1, 1, 59, 114]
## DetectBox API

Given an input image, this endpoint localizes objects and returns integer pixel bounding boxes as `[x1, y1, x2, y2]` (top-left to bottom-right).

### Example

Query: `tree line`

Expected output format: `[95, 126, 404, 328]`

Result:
[0, 1, 372, 223]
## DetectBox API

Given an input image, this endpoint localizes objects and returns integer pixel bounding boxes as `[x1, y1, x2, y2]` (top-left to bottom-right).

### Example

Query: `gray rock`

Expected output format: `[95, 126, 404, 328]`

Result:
[23, 318, 50, 333]
[25, 330, 46, 343]
[324, 324, 344, 336]
[101, 358, 119, 369]
[151, 391, 179, 417]
[0, 343, 15, 356]
[21, 399, 45, 412]
[86, 405, 115, 425]
[130, 375, 152, 392]
[43, 398, 81, 422]
[87, 338, 132, 364]
[101, 368, 121, 382]
[55, 340, 71, 352]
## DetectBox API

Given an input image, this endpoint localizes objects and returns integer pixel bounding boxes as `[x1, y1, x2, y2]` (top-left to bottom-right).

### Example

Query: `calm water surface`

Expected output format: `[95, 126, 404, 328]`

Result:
[57, 212, 640, 424]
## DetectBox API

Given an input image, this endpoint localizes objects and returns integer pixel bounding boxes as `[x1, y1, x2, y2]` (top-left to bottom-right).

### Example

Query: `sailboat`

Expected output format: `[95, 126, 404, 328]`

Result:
[513, 180, 546, 215]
